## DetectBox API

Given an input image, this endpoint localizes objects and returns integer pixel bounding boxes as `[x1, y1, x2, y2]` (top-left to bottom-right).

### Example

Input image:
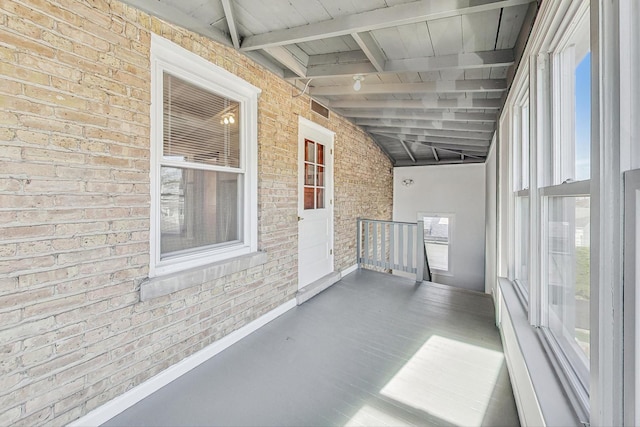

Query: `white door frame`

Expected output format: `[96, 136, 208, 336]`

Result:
[297, 116, 335, 290]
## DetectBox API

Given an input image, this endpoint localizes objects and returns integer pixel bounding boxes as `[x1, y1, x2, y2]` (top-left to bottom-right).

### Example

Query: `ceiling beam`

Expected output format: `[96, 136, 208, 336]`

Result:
[120, 0, 232, 47]
[384, 50, 514, 73]
[351, 32, 385, 73]
[295, 50, 514, 79]
[220, 0, 241, 49]
[420, 143, 484, 160]
[399, 139, 416, 163]
[355, 119, 495, 132]
[310, 79, 507, 96]
[329, 98, 501, 110]
[372, 132, 490, 148]
[240, 0, 535, 51]
[364, 127, 492, 140]
[339, 109, 497, 122]
[431, 147, 440, 162]
[394, 158, 485, 167]
[264, 46, 308, 78]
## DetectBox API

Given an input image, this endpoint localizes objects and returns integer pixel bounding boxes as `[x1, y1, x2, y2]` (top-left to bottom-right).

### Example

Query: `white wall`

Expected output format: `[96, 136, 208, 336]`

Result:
[393, 163, 486, 292]
[485, 139, 497, 295]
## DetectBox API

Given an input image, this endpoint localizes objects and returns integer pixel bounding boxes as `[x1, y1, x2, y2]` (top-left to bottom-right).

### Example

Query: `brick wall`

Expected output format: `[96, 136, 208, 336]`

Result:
[0, 0, 393, 424]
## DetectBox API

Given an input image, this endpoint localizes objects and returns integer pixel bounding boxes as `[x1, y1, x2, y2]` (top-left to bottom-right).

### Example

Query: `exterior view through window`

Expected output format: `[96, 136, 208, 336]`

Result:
[422, 215, 451, 272]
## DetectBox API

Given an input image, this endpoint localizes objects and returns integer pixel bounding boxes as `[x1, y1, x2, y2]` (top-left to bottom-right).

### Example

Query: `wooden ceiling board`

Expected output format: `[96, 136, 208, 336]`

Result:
[288, 0, 332, 23]
[496, 3, 530, 49]
[427, 16, 463, 56]
[417, 71, 442, 82]
[370, 27, 409, 60]
[395, 22, 435, 59]
[461, 9, 501, 52]
[439, 69, 466, 81]
[297, 36, 360, 56]
[464, 68, 492, 79]
[397, 72, 424, 84]
[235, 0, 308, 31]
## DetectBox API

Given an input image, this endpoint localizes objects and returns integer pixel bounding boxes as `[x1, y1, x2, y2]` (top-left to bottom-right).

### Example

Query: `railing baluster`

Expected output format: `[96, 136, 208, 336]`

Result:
[356, 218, 362, 268]
[390, 223, 396, 270]
[398, 224, 404, 272]
[372, 221, 378, 267]
[408, 225, 412, 271]
[364, 220, 370, 266]
[380, 223, 389, 269]
[416, 220, 425, 283]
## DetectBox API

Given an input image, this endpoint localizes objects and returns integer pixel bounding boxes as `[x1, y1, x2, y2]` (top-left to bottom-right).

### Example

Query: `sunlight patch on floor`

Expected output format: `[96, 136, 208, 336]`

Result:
[344, 404, 410, 427]
[379, 335, 505, 426]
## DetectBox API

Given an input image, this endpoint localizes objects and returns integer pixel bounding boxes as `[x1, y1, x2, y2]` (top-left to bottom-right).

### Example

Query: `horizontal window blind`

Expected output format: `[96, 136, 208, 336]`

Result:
[163, 72, 240, 168]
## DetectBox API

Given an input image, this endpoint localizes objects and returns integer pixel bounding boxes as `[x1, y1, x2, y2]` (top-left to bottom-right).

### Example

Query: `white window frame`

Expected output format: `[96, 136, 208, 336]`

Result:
[149, 35, 260, 277]
[512, 80, 531, 301]
[539, 1, 591, 415]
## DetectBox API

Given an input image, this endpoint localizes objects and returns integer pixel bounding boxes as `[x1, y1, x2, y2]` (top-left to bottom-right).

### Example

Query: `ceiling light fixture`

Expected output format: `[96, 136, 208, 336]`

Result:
[220, 113, 235, 125]
[353, 74, 365, 91]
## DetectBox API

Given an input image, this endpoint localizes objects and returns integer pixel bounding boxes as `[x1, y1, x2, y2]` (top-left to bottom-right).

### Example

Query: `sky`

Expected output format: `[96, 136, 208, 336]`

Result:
[574, 52, 591, 181]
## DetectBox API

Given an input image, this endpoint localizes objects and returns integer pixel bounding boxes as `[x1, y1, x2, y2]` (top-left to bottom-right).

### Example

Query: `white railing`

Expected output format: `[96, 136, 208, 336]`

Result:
[356, 218, 431, 283]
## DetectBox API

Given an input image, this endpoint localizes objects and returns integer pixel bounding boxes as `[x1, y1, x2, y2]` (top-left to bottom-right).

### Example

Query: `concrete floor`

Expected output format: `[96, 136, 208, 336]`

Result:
[104, 269, 520, 427]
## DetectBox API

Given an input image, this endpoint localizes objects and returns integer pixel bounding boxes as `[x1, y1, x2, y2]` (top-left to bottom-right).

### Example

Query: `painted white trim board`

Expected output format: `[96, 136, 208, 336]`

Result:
[69, 299, 297, 427]
[341, 264, 358, 277]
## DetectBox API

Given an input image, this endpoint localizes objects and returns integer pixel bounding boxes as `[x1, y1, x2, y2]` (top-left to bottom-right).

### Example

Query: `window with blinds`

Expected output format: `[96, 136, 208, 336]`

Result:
[159, 72, 243, 259]
[150, 34, 260, 278]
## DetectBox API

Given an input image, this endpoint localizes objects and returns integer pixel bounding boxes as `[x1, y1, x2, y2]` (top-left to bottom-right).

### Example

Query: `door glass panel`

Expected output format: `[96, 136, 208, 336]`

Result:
[304, 187, 314, 210]
[305, 164, 315, 186]
[316, 188, 324, 209]
[302, 138, 327, 210]
[305, 139, 315, 163]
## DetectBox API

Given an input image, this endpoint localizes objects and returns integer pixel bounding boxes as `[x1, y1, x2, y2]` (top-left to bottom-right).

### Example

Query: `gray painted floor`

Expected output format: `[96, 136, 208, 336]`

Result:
[104, 269, 519, 427]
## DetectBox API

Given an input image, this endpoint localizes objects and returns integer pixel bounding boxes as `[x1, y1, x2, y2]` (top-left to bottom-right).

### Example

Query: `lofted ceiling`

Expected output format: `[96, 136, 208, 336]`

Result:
[123, 0, 537, 166]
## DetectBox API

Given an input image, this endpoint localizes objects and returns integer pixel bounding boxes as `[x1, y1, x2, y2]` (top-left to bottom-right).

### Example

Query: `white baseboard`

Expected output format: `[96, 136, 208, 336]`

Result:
[341, 264, 358, 277]
[69, 298, 297, 427]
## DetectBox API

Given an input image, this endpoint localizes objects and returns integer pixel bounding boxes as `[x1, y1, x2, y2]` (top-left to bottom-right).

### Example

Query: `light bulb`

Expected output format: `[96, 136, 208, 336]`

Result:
[223, 117, 229, 124]
[229, 116, 235, 124]
[353, 79, 361, 91]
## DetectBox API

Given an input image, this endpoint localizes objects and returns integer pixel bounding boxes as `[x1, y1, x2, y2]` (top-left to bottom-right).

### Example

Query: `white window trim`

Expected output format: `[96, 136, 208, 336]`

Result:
[538, 3, 592, 416]
[149, 34, 261, 278]
[498, 0, 596, 423]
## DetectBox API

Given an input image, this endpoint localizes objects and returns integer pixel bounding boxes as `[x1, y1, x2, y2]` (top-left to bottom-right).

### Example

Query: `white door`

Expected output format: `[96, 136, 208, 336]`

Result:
[298, 117, 334, 290]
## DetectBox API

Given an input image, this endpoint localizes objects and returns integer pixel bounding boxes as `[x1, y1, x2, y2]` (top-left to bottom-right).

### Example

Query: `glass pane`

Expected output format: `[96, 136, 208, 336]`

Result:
[304, 163, 315, 186]
[163, 73, 240, 168]
[423, 216, 450, 271]
[425, 243, 448, 271]
[305, 139, 315, 163]
[316, 188, 324, 209]
[516, 196, 529, 290]
[304, 187, 314, 210]
[546, 196, 590, 367]
[574, 53, 590, 181]
[521, 103, 530, 189]
[317, 144, 324, 166]
[160, 167, 240, 257]
[317, 166, 324, 187]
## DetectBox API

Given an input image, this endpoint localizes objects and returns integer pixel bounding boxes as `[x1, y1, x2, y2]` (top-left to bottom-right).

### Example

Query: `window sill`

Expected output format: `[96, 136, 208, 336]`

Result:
[498, 277, 583, 426]
[140, 251, 268, 301]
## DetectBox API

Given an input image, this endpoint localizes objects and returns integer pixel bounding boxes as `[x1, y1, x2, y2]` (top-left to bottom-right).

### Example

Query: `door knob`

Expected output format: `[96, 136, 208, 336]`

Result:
[298, 216, 304, 221]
